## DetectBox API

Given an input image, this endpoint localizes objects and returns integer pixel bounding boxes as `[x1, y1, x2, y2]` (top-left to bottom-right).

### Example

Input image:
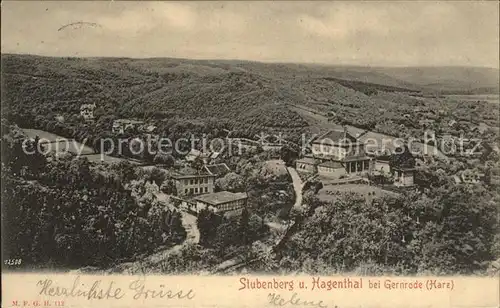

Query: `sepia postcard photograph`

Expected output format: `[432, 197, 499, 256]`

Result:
[1, 1, 499, 307]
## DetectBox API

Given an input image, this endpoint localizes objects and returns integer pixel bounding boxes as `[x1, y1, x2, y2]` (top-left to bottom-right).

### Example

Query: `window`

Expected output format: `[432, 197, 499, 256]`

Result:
[195, 188, 198, 194]
[190, 188, 194, 194]
[185, 189, 188, 194]
[205, 187, 208, 193]
[204, 178, 208, 184]
[190, 179, 193, 185]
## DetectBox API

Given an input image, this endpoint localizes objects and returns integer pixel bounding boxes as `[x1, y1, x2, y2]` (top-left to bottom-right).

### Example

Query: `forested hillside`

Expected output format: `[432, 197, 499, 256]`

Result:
[1, 123, 187, 269]
[1, 54, 498, 145]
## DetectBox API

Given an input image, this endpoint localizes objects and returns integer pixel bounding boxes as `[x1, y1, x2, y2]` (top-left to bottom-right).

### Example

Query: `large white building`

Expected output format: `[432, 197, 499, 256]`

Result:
[298, 128, 372, 179]
[172, 170, 216, 197]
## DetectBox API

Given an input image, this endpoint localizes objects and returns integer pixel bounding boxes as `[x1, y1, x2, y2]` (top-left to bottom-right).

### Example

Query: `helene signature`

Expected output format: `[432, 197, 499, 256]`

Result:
[268, 292, 338, 308]
[36, 276, 195, 300]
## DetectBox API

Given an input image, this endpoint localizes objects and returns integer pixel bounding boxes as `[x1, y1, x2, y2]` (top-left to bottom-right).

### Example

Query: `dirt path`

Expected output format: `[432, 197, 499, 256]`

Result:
[287, 166, 304, 209]
[181, 211, 200, 244]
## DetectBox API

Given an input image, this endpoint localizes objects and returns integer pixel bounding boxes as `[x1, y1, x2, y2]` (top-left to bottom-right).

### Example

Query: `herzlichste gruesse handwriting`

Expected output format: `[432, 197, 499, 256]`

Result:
[36, 276, 195, 300]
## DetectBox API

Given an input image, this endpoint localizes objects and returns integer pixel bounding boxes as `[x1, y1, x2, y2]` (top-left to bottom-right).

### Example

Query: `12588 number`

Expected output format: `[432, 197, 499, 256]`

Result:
[4, 259, 22, 266]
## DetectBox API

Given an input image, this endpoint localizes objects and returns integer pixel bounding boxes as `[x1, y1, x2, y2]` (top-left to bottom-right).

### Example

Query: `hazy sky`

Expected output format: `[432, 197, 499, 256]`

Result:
[1, 1, 499, 67]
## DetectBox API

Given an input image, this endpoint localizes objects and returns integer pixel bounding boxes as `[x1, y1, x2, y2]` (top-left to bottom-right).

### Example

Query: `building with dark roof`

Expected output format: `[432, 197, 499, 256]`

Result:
[389, 145, 416, 186]
[193, 191, 248, 214]
[203, 163, 231, 177]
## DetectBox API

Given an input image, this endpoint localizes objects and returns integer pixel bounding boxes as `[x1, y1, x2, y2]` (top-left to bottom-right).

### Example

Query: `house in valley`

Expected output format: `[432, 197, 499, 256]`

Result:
[295, 156, 319, 174]
[185, 149, 211, 164]
[460, 169, 484, 184]
[80, 103, 96, 121]
[311, 128, 372, 175]
[112, 119, 145, 134]
[389, 145, 416, 187]
[296, 128, 373, 182]
[193, 191, 248, 215]
[172, 168, 216, 197]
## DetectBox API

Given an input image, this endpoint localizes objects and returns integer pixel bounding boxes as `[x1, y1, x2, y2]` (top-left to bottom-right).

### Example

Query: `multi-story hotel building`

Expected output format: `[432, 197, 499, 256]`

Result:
[172, 171, 216, 196]
[296, 128, 372, 179]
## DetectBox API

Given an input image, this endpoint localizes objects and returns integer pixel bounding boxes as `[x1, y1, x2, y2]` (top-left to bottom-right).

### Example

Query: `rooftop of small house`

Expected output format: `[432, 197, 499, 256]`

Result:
[80, 103, 96, 109]
[193, 191, 248, 206]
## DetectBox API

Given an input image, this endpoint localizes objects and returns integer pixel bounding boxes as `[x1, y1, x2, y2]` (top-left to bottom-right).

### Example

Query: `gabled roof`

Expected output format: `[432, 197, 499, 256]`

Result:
[185, 149, 210, 161]
[313, 129, 358, 145]
[194, 191, 248, 206]
[171, 166, 215, 179]
[80, 103, 96, 110]
[204, 163, 231, 176]
[390, 145, 416, 169]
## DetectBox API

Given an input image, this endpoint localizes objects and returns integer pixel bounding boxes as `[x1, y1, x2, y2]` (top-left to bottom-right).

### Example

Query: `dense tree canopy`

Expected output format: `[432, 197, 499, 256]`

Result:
[1, 128, 185, 269]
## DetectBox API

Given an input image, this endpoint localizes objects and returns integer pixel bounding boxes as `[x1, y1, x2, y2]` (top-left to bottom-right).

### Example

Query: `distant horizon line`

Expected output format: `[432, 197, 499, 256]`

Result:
[2, 52, 499, 70]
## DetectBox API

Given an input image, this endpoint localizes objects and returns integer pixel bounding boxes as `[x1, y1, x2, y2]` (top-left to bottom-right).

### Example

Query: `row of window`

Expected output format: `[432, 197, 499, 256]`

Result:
[184, 187, 210, 195]
[184, 178, 210, 185]
[347, 161, 370, 172]
[216, 200, 245, 212]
